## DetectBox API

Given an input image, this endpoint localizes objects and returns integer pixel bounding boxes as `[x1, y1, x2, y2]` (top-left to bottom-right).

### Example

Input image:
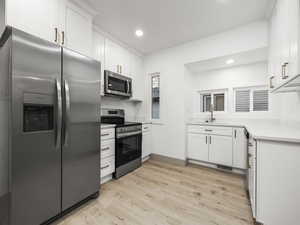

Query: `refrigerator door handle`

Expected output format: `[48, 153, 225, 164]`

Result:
[64, 79, 71, 147]
[56, 78, 62, 149]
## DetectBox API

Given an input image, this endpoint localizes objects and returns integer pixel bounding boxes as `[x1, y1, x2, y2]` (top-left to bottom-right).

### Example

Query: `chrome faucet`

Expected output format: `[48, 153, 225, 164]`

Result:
[209, 104, 215, 122]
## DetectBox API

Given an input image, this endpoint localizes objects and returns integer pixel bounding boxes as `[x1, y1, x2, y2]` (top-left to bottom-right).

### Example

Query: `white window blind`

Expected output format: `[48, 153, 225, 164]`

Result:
[253, 90, 269, 111]
[235, 90, 250, 112]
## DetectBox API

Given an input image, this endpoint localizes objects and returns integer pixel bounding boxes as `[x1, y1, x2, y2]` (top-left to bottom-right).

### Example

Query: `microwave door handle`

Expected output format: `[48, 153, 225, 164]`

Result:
[56, 78, 62, 149]
[63, 79, 71, 147]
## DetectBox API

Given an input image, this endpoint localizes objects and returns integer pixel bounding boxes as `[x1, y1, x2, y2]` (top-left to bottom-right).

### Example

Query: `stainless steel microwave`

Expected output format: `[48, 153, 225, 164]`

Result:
[104, 70, 132, 97]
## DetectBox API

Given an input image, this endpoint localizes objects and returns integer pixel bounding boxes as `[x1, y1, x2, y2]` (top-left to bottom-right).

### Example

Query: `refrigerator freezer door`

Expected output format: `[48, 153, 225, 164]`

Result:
[11, 29, 62, 225]
[62, 48, 101, 211]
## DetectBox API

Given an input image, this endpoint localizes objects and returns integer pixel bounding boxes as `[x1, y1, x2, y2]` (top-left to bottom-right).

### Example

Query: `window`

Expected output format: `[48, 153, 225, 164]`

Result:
[151, 73, 160, 119]
[235, 90, 250, 112]
[199, 90, 227, 112]
[234, 86, 269, 112]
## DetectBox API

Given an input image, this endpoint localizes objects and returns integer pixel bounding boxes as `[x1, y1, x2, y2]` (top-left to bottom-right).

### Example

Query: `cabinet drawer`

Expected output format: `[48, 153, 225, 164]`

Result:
[187, 125, 205, 134]
[203, 126, 232, 136]
[142, 124, 152, 133]
[188, 125, 232, 136]
[101, 128, 115, 140]
[100, 156, 115, 178]
[101, 139, 115, 159]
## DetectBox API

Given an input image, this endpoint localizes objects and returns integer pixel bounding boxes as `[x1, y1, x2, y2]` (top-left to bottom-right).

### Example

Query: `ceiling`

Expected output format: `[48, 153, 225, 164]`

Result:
[85, 0, 274, 55]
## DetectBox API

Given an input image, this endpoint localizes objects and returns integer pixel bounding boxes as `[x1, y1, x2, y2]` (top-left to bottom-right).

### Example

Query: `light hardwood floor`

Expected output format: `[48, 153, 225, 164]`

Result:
[55, 159, 254, 225]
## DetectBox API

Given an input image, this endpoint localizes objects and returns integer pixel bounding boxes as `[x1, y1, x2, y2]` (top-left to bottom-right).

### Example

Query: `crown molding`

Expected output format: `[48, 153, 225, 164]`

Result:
[68, 0, 99, 17]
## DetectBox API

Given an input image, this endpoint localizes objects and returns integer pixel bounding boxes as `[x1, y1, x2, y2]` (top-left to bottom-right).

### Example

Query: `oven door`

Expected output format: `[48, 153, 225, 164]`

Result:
[104, 71, 132, 97]
[116, 132, 142, 167]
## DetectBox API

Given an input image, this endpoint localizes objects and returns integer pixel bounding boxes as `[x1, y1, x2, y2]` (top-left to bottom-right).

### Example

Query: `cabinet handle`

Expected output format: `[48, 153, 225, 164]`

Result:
[269, 75, 275, 88]
[209, 136, 211, 144]
[282, 63, 289, 79]
[54, 28, 58, 43]
[101, 147, 110, 151]
[120, 65, 122, 74]
[61, 31, 65, 45]
[234, 130, 237, 138]
[101, 133, 109, 137]
[101, 165, 110, 170]
[205, 136, 207, 144]
[205, 129, 212, 132]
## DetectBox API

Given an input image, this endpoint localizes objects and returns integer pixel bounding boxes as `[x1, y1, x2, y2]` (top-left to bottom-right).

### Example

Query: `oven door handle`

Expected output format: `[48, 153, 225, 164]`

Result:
[117, 131, 142, 139]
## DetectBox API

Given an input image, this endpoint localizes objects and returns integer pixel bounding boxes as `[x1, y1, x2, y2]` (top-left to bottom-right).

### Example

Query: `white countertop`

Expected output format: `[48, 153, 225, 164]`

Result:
[101, 124, 116, 129]
[187, 119, 300, 144]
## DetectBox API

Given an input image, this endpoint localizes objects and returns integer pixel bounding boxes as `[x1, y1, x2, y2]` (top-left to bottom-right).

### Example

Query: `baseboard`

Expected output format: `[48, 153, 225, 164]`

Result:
[150, 154, 187, 166]
[101, 174, 113, 184]
[142, 155, 150, 163]
[188, 159, 246, 176]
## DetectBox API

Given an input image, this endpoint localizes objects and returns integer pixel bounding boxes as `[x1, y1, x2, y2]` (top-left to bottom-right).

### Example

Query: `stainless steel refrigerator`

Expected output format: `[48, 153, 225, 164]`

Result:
[0, 27, 101, 225]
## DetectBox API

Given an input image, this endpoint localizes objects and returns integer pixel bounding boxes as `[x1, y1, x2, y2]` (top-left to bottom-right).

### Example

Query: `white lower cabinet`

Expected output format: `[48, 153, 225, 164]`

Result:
[142, 124, 152, 160]
[233, 128, 248, 169]
[100, 127, 115, 184]
[187, 133, 209, 162]
[248, 137, 257, 218]
[187, 125, 247, 169]
[209, 135, 233, 167]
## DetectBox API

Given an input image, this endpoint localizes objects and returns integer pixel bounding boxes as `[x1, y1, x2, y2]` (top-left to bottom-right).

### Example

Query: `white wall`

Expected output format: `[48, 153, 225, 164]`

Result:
[144, 21, 269, 160]
[101, 97, 144, 121]
[186, 62, 281, 121]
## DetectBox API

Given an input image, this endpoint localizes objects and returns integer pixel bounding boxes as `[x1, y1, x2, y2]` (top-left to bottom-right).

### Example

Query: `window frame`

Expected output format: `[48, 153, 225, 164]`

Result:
[198, 89, 228, 114]
[233, 85, 269, 113]
[149, 72, 162, 123]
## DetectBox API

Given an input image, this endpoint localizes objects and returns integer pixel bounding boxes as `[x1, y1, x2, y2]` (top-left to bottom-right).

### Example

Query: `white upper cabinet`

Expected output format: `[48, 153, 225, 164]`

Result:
[6, 0, 94, 57]
[6, 0, 60, 44]
[269, 0, 299, 89]
[130, 53, 144, 100]
[92, 30, 105, 95]
[104, 38, 131, 76]
[63, 1, 93, 57]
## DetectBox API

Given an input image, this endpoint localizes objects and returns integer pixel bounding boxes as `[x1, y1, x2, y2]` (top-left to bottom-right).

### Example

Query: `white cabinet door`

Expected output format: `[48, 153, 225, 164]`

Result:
[92, 30, 105, 95]
[105, 38, 132, 76]
[131, 53, 144, 100]
[187, 133, 209, 162]
[142, 130, 152, 159]
[248, 138, 256, 218]
[209, 135, 233, 167]
[233, 128, 247, 169]
[6, 0, 60, 43]
[287, 0, 299, 77]
[105, 38, 121, 73]
[119, 48, 131, 76]
[64, 2, 93, 57]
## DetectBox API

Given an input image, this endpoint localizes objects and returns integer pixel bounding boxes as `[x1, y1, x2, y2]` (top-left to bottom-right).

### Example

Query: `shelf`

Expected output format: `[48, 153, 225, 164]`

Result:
[271, 74, 300, 93]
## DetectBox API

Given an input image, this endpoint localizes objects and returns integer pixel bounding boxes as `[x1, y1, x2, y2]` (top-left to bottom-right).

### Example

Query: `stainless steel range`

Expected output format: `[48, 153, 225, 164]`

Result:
[101, 109, 142, 179]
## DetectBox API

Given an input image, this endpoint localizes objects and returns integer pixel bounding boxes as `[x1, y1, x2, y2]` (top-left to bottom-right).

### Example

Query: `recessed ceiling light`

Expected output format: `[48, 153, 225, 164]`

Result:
[226, 59, 235, 65]
[135, 29, 144, 37]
